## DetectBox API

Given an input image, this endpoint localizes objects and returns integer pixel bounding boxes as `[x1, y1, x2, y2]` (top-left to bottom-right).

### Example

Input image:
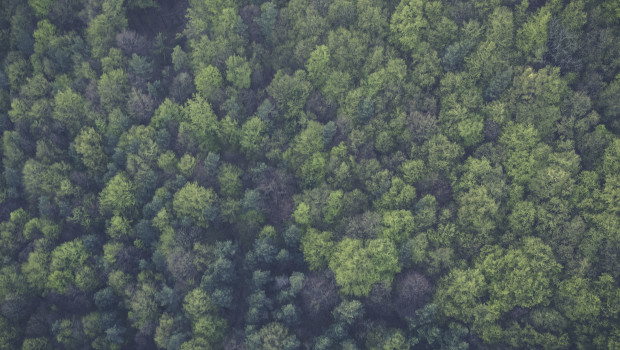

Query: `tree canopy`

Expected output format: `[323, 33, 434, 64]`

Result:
[0, 0, 618, 348]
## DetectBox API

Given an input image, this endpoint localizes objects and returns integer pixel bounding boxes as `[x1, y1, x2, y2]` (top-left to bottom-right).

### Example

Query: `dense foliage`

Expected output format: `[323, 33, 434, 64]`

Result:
[0, 0, 618, 349]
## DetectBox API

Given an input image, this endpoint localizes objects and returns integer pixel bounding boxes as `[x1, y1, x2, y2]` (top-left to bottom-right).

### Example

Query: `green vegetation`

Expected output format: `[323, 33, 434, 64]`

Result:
[0, 0, 618, 348]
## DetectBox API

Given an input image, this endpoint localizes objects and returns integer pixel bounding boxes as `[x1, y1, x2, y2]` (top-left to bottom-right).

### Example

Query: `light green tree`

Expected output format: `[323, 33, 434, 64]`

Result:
[477, 237, 561, 313]
[509, 67, 567, 137]
[323, 190, 344, 224]
[556, 277, 601, 322]
[74, 127, 108, 174]
[98, 69, 129, 112]
[240, 117, 267, 158]
[217, 163, 242, 198]
[390, 0, 428, 52]
[173, 182, 218, 228]
[47, 239, 90, 293]
[381, 210, 415, 244]
[86, 0, 128, 59]
[53, 89, 91, 137]
[301, 228, 335, 271]
[195, 65, 222, 101]
[435, 268, 487, 324]
[99, 173, 136, 217]
[180, 95, 220, 152]
[500, 123, 549, 186]
[306, 45, 330, 89]
[457, 186, 499, 239]
[182, 288, 227, 347]
[375, 177, 417, 211]
[225, 55, 251, 89]
[329, 238, 400, 297]
[267, 70, 311, 120]
[516, 7, 550, 62]
[22, 249, 49, 294]
[178, 154, 197, 177]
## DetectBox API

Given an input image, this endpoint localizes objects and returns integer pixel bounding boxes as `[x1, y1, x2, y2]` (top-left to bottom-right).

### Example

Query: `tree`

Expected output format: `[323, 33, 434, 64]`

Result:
[390, 0, 455, 53]
[289, 121, 325, 163]
[82, 312, 104, 344]
[246, 322, 299, 350]
[47, 239, 90, 293]
[98, 69, 130, 112]
[457, 186, 499, 240]
[394, 270, 432, 320]
[178, 154, 197, 178]
[499, 123, 549, 186]
[443, 40, 474, 72]
[293, 202, 311, 227]
[299, 152, 327, 188]
[173, 182, 218, 228]
[556, 277, 601, 322]
[333, 299, 364, 326]
[184, 288, 216, 320]
[381, 210, 415, 244]
[217, 115, 240, 149]
[329, 238, 401, 297]
[106, 215, 132, 240]
[399, 159, 425, 185]
[28, 0, 53, 17]
[255, 2, 278, 43]
[477, 237, 561, 314]
[390, 0, 428, 52]
[422, 134, 464, 174]
[509, 66, 567, 138]
[22, 160, 70, 200]
[240, 116, 267, 158]
[545, 18, 582, 73]
[116, 29, 149, 56]
[129, 54, 153, 88]
[127, 88, 155, 123]
[414, 195, 438, 231]
[170, 72, 195, 102]
[602, 139, 620, 177]
[0, 0, 618, 348]
[180, 95, 220, 152]
[301, 228, 335, 271]
[301, 270, 340, 323]
[266, 70, 311, 120]
[85, 0, 128, 59]
[306, 45, 330, 89]
[508, 200, 536, 238]
[183, 288, 227, 347]
[53, 89, 91, 137]
[195, 65, 222, 101]
[409, 304, 470, 350]
[366, 327, 410, 350]
[99, 173, 136, 217]
[435, 268, 486, 324]
[21, 337, 52, 350]
[225, 55, 251, 89]
[597, 74, 620, 131]
[323, 190, 343, 224]
[217, 163, 242, 198]
[129, 282, 159, 331]
[516, 6, 550, 62]
[74, 127, 108, 174]
[21, 248, 49, 294]
[0, 316, 18, 349]
[375, 177, 417, 211]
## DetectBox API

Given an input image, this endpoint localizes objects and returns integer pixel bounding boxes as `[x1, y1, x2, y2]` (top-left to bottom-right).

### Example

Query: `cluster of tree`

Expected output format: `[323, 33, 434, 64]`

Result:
[0, 0, 618, 348]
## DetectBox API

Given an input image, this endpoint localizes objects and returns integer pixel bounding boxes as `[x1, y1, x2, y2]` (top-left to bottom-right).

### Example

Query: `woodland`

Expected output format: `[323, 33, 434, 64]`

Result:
[0, 0, 619, 349]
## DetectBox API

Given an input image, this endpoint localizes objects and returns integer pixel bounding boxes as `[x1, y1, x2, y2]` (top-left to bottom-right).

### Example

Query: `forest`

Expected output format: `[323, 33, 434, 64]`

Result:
[0, 0, 619, 348]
